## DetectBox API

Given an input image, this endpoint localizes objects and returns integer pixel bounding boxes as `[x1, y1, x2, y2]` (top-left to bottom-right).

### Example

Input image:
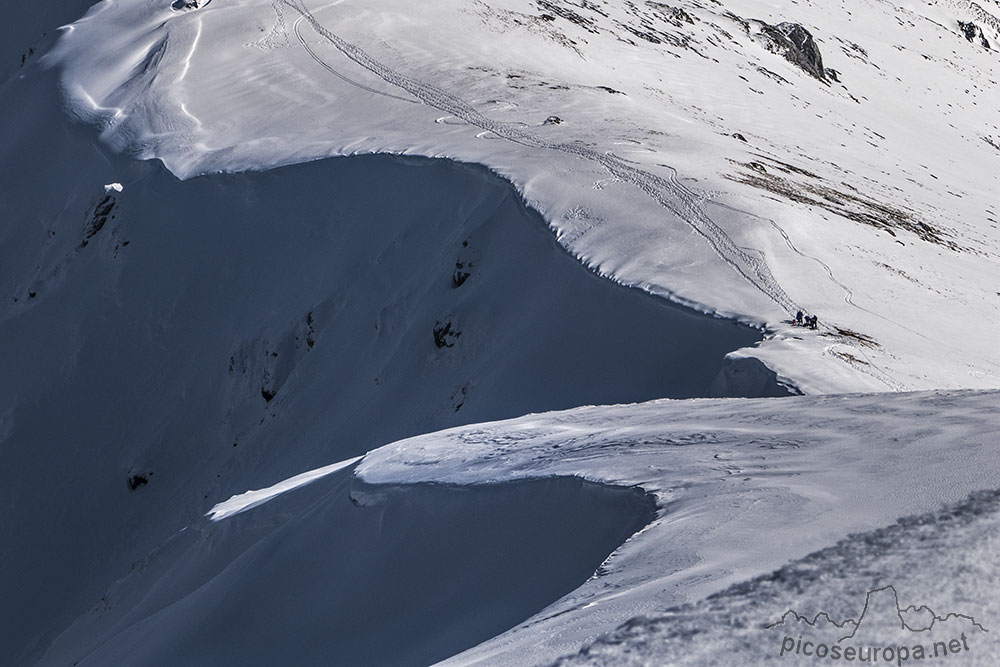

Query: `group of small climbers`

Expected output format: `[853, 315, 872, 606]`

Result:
[794, 310, 818, 330]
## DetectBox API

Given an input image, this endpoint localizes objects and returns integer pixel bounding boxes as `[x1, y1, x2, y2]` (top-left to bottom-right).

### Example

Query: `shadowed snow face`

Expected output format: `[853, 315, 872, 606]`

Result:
[39, 472, 657, 667]
[1, 66, 770, 664]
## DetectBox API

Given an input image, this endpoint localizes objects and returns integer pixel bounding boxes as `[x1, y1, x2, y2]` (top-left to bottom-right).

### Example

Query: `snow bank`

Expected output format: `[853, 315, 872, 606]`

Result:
[4, 0, 1000, 663]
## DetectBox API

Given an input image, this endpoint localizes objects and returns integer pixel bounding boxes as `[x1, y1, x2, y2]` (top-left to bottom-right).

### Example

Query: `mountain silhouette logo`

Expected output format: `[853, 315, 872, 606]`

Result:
[768, 585, 988, 642]
[767, 585, 988, 663]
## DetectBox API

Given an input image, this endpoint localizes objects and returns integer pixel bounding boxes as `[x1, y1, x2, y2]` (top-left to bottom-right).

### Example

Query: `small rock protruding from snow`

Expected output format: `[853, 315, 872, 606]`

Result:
[757, 22, 829, 82]
[452, 265, 471, 288]
[83, 193, 119, 246]
[433, 320, 461, 348]
[958, 21, 991, 49]
[127, 474, 149, 491]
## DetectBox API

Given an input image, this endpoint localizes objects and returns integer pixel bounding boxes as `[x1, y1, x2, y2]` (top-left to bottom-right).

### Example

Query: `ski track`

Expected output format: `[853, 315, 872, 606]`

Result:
[707, 198, 996, 392]
[292, 13, 419, 105]
[280, 0, 799, 315]
[744, 194, 1000, 385]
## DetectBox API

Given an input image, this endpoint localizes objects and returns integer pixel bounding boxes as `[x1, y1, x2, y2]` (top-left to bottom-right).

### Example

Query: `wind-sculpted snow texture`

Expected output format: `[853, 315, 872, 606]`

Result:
[281, 0, 799, 317]
[554, 488, 1000, 665]
[357, 390, 1000, 665]
[48, 0, 1000, 393]
[25, 388, 1000, 666]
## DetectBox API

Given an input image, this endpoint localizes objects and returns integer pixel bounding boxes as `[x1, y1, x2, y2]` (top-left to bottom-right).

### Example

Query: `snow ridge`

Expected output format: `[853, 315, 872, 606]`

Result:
[206, 455, 362, 520]
[283, 0, 799, 313]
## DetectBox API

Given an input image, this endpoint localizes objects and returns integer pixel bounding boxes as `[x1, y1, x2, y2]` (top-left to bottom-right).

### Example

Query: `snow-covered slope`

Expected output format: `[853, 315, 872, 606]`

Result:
[357, 389, 1000, 665]
[557, 485, 1000, 665]
[41, 470, 656, 667]
[3, 0, 1000, 664]
[33, 389, 1000, 666]
[0, 0, 95, 84]
[0, 60, 784, 663]
[45, 0, 1000, 393]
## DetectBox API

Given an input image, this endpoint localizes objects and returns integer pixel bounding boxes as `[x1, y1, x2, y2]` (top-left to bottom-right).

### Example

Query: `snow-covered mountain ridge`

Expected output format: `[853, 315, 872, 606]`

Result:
[46, 0, 1000, 393]
[34, 389, 1000, 666]
[1, 60, 781, 663]
[3, 0, 1000, 664]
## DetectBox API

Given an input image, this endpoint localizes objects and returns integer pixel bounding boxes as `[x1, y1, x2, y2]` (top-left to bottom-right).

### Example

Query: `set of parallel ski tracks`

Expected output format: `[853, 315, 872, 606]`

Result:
[281, 0, 918, 390]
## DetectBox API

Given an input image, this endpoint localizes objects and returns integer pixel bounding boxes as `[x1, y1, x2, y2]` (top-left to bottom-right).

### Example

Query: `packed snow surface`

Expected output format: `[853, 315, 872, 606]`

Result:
[555, 486, 1000, 665]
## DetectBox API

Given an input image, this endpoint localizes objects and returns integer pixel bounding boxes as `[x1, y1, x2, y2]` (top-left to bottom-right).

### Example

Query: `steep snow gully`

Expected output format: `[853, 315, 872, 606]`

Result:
[2, 58, 788, 664]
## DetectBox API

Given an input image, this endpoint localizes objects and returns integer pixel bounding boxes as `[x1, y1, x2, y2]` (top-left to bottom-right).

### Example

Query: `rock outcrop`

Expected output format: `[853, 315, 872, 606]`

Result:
[758, 21, 829, 81]
[958, 21, 991, 49]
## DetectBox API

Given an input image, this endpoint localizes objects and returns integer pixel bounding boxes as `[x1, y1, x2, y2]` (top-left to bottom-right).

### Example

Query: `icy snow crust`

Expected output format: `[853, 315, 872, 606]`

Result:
[205, 454, 362, 520]
[48, 0, 1000, 393]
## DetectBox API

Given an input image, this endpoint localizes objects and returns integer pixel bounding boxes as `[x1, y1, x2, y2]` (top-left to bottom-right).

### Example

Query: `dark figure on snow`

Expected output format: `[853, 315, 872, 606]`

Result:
[807, 315, 818, 330]
[795, 310, 803, 325]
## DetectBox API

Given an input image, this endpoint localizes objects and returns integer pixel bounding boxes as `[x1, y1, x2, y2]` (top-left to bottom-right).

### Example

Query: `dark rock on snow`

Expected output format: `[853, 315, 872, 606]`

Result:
[758, 22, 829, 82]
[958, 21, 991, 49]
[433, 320, 461, 349]
[127, 474, 149, 491]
